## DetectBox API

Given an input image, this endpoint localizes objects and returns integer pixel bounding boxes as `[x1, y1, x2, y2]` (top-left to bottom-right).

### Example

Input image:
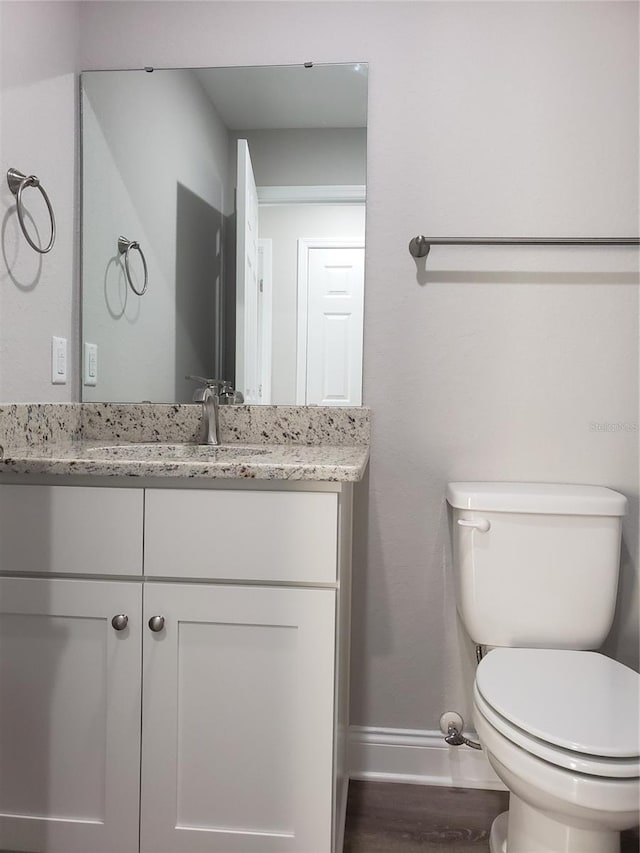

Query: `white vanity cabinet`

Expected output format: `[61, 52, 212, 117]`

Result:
[0, 480, 353, 853]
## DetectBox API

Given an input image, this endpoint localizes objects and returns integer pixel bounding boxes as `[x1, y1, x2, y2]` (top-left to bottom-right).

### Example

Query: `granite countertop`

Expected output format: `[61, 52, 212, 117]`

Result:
[0, 439, 369, 481]
[0, 404, 370, 482]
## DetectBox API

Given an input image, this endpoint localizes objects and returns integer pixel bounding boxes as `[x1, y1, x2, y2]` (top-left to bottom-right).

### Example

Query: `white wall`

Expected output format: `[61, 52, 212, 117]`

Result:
[234, 128, 367, 187]
[81, 69, 231, 402]
[259, 204, 366, 403]
[0, 1, 79, 402]
[1, 1, 637, 748]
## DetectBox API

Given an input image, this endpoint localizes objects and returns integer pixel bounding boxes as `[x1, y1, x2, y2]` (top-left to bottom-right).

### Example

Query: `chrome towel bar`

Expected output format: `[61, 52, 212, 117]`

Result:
[7, 168, 56, 254]
[409, 235, 640, 259]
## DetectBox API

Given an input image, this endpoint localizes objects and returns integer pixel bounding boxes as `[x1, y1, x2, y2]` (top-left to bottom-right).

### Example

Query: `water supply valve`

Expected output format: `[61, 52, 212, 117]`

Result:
[439, 711, 482, 750]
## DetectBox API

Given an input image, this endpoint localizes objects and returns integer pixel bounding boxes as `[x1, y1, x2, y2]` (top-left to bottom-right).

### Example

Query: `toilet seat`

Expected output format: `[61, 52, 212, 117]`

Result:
[474, 648, 640, 779]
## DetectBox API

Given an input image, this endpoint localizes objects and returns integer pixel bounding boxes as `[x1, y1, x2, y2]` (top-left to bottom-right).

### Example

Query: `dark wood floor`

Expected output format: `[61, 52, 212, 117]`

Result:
[343, 781, 640, 852]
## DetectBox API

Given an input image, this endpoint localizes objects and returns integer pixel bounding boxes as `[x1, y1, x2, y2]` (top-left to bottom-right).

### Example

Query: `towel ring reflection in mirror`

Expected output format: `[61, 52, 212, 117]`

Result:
[118, 236, 148, 296]
[7, 168, 56, 254]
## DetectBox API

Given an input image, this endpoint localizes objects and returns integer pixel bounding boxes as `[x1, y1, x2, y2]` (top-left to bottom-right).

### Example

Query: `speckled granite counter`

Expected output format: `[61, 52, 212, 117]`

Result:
[0, 404, 370, 482]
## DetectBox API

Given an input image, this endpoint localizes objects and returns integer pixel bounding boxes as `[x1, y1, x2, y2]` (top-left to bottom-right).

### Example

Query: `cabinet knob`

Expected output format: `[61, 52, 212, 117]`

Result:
[111, 614, 129, 631]
[148, 615, 165, 633]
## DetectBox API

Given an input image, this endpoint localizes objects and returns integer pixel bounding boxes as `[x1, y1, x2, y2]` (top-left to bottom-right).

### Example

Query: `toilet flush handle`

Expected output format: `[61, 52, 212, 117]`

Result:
[457, 518, 491, 533]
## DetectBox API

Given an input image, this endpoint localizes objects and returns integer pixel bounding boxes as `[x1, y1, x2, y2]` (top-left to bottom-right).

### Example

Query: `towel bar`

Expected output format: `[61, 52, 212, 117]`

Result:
[409, 236, 640, 259]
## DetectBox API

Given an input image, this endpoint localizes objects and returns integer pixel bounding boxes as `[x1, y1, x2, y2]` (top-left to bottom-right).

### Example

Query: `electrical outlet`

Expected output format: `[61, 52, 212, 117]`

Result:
[51, 336, 67, 385]
[84, 343, 98, 386]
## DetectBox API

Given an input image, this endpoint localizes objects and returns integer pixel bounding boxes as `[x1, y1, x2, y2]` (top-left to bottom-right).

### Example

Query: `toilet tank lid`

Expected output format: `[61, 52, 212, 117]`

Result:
[446, 482, 627, 516]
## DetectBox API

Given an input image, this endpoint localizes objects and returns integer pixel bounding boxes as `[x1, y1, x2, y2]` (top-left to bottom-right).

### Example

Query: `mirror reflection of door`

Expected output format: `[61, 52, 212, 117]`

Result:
[297, 241, 364, 406]
[256, 240, 273, 404]
[254, 194, 365, 405]
[236, 142, 364, 406]
[235, 140, 261, 404]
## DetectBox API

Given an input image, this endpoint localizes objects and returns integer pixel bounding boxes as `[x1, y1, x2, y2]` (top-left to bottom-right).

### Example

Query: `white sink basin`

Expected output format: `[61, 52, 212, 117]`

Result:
[84, 443, 270, 461]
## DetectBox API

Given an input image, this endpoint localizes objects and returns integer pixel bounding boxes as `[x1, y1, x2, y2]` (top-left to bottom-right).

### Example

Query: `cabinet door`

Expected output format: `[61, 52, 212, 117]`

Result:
[0, 578, 142, 853]
[140, 583, 336, 853]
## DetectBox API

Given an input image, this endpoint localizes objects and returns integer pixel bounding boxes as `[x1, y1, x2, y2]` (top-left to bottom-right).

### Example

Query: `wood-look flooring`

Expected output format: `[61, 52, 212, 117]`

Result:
[343, 780, 640, 852]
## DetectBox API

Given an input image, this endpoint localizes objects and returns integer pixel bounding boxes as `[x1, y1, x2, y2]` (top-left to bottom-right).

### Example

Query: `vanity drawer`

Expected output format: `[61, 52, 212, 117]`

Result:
[144, 488, 338, 583]
[0, 485, 143, 576]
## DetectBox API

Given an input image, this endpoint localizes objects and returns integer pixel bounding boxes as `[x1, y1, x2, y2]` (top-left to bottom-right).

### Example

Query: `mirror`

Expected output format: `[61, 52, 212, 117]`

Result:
[80, 63, 367, 405]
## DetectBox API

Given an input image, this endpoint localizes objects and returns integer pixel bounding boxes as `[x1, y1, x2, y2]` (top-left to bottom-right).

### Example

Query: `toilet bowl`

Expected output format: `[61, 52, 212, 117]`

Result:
[446, 482, 639, 853]
[472, 648, 640, 853]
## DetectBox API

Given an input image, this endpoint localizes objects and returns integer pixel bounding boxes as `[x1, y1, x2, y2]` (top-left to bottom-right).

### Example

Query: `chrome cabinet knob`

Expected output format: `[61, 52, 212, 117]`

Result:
[148, 615, 165, 633]
[111, 614, 129, 631]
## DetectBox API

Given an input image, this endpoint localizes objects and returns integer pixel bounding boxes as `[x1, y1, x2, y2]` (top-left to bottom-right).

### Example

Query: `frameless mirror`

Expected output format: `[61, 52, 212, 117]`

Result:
[80, 62, 367, 405]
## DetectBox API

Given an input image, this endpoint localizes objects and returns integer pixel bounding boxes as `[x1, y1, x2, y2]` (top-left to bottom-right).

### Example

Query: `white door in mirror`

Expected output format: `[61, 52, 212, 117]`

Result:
[298, 242, 364, 406]
[236, 139, 260, 404]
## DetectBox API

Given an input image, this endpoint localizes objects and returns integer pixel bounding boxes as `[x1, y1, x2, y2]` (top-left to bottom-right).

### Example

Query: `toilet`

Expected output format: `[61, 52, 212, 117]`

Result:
[447, 482, 640, 853]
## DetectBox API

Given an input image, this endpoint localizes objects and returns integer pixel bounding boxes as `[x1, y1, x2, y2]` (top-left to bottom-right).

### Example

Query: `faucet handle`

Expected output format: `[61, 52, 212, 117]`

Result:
[217, 380, 238, 406]
[185, 375, 224, 401]
[185, 375, 222, 389]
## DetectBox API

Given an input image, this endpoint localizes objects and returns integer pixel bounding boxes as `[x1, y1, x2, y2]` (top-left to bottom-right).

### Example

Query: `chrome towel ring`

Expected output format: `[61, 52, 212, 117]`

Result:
[7, 168, 56, 254]
[118, 235, 148, 296]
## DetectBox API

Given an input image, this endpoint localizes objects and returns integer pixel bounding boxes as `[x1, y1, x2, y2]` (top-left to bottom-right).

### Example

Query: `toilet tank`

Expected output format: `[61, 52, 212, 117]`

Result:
[447, 483, 627, 650]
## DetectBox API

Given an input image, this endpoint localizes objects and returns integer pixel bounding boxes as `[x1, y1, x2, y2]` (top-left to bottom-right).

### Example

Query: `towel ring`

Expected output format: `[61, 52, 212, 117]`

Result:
[7, 168, 56, 254]
[118, 236, 148, 296]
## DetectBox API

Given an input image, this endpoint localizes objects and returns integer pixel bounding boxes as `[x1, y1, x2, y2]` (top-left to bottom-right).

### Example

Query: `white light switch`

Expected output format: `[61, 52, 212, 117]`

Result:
[84, 342, 98, 386]
[51, 336, 67, 384]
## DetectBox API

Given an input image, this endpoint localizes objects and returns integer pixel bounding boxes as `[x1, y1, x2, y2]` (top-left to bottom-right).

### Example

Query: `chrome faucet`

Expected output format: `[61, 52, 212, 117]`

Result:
[186, 376, 220, 445]
[201, 386, 219, 445]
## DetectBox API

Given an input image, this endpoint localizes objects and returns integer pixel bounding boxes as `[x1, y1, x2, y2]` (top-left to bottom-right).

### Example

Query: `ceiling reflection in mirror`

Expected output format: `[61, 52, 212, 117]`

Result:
[80, 63, 367, 405]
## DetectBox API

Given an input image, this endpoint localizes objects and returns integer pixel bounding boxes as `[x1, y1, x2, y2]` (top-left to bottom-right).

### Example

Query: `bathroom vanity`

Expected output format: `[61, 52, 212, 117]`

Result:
[0, 404, 369, 853]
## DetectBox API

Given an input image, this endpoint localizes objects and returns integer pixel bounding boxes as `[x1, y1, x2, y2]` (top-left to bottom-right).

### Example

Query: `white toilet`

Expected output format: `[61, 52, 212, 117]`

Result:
[447, 482, 640, 853]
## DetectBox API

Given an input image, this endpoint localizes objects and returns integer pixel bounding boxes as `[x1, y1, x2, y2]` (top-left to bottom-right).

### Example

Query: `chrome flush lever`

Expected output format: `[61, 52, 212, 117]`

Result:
[457, 518, 491, 533]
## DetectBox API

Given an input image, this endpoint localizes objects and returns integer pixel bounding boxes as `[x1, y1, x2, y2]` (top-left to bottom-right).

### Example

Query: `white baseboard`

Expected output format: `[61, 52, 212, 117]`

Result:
[348, 726, 507, 791]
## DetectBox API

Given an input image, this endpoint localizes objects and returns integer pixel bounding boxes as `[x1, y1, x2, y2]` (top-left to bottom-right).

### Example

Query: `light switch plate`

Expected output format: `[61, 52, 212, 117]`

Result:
[84, 342, 98, 386]
[51, 336, 67, 384]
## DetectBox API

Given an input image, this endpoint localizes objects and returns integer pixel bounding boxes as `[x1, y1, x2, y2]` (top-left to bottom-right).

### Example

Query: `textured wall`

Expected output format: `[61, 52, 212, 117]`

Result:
[1, 1, 637, 737]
